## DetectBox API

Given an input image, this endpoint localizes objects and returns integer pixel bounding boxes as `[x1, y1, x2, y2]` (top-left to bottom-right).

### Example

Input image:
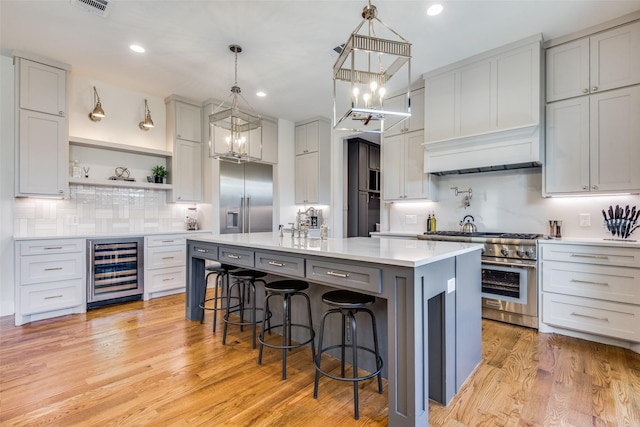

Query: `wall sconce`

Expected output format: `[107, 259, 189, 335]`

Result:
[88, 86, 105, 121]
[139, 99, 154, 130]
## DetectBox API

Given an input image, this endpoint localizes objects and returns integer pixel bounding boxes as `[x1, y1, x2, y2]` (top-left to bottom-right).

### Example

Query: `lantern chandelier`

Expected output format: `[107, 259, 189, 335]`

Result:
[209, 44, 262, 163]
[333, 1, 412, 134]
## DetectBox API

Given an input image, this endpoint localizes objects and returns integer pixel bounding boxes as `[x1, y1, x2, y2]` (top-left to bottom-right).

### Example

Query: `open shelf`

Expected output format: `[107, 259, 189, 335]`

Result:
[69, 177, 173, 190]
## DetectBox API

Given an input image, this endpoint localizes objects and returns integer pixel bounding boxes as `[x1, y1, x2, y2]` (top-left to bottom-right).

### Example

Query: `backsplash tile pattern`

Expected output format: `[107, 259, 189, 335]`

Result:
[14, 184, 189, 237]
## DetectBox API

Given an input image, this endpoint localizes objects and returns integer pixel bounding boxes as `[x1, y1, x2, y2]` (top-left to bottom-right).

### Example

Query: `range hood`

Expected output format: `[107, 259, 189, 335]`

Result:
[422, 123, 542, 175]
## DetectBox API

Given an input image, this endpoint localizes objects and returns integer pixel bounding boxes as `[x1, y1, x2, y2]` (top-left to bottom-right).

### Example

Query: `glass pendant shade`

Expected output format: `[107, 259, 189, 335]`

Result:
[209, 44, 262, 163]
[333, 2, 412, 134]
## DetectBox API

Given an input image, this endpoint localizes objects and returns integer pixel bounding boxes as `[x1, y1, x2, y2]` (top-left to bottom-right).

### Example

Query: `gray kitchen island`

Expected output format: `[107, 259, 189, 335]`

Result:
[185, 232, 482, 427]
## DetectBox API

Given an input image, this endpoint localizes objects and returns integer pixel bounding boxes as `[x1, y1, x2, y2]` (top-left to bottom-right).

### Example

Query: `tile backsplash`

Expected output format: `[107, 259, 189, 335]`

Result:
[14, 184, 195, 237]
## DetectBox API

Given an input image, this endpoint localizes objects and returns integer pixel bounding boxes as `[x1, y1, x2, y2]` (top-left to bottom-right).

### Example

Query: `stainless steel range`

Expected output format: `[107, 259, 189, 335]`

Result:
[417, 231, 542, 329]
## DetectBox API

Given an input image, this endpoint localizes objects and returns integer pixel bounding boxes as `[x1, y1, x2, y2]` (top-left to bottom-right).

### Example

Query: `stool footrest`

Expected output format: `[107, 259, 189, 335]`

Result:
[258, 323, 315, 350]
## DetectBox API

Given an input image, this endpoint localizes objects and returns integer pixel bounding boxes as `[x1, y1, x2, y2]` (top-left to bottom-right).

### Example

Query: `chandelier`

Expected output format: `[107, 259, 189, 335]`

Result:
[333, 1, 412, 134]
[209, 44, 262, 163]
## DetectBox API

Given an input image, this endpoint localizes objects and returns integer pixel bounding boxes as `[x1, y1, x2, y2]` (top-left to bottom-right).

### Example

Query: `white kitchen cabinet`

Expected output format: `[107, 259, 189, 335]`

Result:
[260, 118, 278, 164]
[424, 37, 541, 143]
[539, 242, 640, 345]
[294, 118, 330, 205]
[545, 85, 640, 195]
[384, 87, 424, 136]
[15, 239, 86, 326]
[383, 130, 435, 201]
[15, 55, 70, 198]
[165, 96, 203, 203]
[546, 20, 640, 102]
[144, 235, 187, 300]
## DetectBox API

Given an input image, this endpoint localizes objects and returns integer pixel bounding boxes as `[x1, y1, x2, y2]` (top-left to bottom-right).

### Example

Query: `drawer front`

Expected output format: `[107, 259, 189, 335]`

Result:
[219, 246, 254, 268]
[191, 244, 218, 261]
[539, 243, 640, 268]
[20, 279, 84, 315]
[147, 246, 186, 269]
[542, 292, 640, 343]
[255, 251, 305, 278]
[541, 261, 640, 304]
[146, 235, 186, 248]
[146, 267, 186, 293]
[20, 252, 84, 285]
[19, 239, 84, 255]
[306, 259, 381, 293]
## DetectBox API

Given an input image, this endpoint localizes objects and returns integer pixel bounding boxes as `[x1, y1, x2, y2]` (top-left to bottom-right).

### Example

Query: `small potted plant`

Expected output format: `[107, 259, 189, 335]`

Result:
[151, 165, 167, 184]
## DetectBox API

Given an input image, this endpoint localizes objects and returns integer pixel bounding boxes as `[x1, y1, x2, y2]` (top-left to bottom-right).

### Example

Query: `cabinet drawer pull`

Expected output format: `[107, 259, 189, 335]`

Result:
[570, 279, 609, 286]
[195, 248, 209, 253]
[162, 257, 175, 260]
[268, 261, 285, 267]
[327, 271, 350, 278]
[227, 254, 240, 259]
[44, 246, 63, 250]
[44, 294, 63, 300]
[44, 267, 63, 271]
[570, 312, 609, 322]
[161, 240, 175, 243]
[571, 254, 609, 260]
[162, 277, 175, 282]
[485, 299, 502, 308]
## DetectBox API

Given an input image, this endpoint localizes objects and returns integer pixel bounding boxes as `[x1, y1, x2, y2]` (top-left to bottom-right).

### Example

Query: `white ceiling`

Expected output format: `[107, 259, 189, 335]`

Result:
[2, 0, 640, 123]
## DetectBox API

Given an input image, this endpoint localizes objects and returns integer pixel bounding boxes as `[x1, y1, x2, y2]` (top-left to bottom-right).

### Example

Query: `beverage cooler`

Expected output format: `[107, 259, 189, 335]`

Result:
[87, 237, 144, 308]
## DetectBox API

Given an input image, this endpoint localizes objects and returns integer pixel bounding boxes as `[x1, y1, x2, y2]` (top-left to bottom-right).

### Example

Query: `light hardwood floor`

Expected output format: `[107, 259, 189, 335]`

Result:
[1, 292, 639, 426]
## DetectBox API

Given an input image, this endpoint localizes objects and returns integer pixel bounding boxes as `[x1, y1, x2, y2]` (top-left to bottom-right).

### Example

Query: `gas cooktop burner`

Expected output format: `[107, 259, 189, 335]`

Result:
[423, 231, 542, 240]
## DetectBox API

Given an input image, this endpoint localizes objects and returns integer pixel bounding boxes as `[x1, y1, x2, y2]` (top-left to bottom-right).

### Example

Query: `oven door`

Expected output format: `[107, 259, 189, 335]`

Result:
[481, 259, 537, 319]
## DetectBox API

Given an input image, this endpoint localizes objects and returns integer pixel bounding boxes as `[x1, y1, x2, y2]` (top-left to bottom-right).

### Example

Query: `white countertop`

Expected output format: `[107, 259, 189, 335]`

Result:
[539, 236, 640, 248]
[188, 232, 482, 268]
[14, 230, 213, 241]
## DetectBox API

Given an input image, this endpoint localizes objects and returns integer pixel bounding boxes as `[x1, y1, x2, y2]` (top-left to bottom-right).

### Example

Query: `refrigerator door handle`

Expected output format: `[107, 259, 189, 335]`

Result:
[246, 196, 251, 233]
[240, 197, 245, 234]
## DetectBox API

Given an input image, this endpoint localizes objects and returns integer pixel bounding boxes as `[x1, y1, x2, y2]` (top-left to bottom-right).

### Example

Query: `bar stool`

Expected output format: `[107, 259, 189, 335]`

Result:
[223, 269, 270, 349]
[199, 262, 238, 332]
[258, 279, 315, 380]
[313, 289, 383, 420]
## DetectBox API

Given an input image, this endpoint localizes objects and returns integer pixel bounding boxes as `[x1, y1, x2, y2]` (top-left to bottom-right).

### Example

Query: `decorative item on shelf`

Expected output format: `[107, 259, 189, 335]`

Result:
[185, 207, 199, 231]
[83, 167, 90, 178]
[209, 44, 262, 163]
[139, 99, 154, 130]
[151, 165, 167, 184]
[109, 167, 136, 182]
[332, 0, 411, 134]
[70, 160, 82, 178]
[88, 86, 105, 122]
[602, 204, 639, 240]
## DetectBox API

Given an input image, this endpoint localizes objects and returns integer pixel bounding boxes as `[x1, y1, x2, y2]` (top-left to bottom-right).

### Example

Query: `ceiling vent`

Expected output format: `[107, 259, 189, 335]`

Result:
[70, 0, 112, 17]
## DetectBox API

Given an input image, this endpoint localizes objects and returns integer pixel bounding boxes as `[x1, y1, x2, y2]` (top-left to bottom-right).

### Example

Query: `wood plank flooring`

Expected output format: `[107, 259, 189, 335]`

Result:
[1, 292, 639, 426]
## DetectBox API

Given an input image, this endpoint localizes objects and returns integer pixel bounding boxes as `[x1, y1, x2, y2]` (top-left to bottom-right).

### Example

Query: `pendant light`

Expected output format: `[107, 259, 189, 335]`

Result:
[209, 44, 262, 163]
[88, 86, 105, 121]
[333, 1, 412, 134]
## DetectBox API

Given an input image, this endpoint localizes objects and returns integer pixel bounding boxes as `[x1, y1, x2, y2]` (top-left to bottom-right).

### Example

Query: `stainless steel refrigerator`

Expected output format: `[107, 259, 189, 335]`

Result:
[219, 161, 273, 234]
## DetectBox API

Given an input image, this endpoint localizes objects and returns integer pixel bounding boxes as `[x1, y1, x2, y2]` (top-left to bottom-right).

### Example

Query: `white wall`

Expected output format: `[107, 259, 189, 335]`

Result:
[385, 168, 640, 239]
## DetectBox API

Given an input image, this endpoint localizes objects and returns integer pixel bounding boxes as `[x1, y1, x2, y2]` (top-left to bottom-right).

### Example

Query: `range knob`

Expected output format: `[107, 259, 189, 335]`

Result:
[516, 248, 525, 257]
[525, 249, 535, 258]
[500, 247, 509, 257]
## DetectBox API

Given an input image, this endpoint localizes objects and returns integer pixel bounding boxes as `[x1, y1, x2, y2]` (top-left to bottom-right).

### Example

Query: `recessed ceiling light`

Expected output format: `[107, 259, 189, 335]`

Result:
[129, 44, 145, 53]
[256, 91, 266, 97]
[427, 4, 443, 16]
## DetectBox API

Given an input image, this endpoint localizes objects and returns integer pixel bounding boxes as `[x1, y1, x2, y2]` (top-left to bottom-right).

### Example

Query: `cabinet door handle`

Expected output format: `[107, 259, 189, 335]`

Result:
[327, 271, 350, 278]
[59, 111, 64, 115]
[570, 312, 608, 322]
[59, 190, 64, 194]
[571, 254, 609, 260]
[582, 185, 589, 190]
[44, 267, 63, 271]
[44, 246, 63, 250]
[592, 185, 598, 190]
[226, 254, 240, 259]
[582, 88, 589, 94]
[570, 279, 608, 286]
[268, 261, 285, 267]
[45, 294, 63, 300]
[591, 86, 598, 92]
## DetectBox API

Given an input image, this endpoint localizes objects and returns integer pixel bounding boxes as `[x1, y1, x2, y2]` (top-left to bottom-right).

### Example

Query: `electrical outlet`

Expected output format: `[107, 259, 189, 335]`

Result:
[405, 215, 417, 224]
[579, 213, 591, 227]
[447, 278, 456, 293]
[66, 215, 79, 226]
